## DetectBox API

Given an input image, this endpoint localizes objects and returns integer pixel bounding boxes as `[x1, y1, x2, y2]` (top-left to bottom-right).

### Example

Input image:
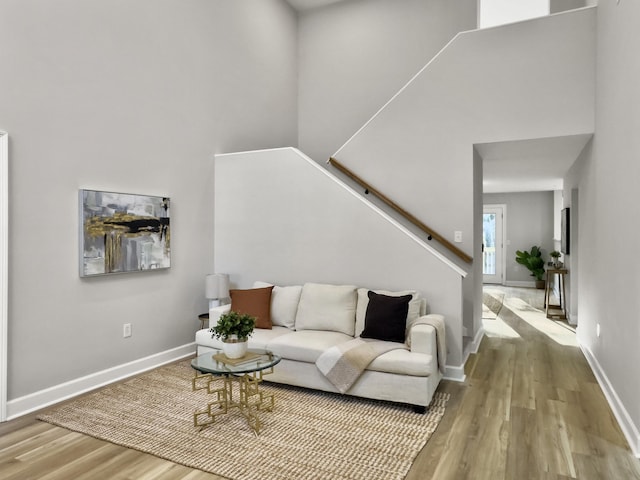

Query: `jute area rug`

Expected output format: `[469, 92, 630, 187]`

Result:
[38, 360, 449, 480]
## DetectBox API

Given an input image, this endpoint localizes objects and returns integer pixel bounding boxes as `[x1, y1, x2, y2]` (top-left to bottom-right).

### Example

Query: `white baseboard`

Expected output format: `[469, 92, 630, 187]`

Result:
[443, 364, 466, 383]
[465, 327, 484, 357]
[6, 342, 196, 420]
[444, 327, 484, 384]
[580, 343, 640, 458]
[448, 327, 484, 385]
[505, 280, 536, 288]
[568, 313, 578, 326]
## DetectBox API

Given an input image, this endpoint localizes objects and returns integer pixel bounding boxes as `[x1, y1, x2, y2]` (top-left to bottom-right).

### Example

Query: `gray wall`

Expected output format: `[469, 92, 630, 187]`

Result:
[214, 148, 467, 368]
[0, 0, 298, 399]
[564, 0, 640, 452]
[550, 0, 588, 14]
[298, 0, 477, 162]
[470, 147, 483, 339]
[483, 191, 555, 285]
[328, 9, 595, 260]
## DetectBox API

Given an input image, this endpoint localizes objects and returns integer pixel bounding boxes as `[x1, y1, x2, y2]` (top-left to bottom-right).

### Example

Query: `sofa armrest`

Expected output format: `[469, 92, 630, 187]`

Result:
[209, 304, 231, 326]
[408, 323, 437, 355]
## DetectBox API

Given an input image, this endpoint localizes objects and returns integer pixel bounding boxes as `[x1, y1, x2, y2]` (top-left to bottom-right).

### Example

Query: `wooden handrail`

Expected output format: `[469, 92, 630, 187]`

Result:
[328, 157, 473, 264]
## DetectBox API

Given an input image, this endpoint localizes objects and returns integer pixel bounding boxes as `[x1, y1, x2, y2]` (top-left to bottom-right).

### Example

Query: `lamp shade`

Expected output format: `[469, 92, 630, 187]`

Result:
[205, 273, 229, 299]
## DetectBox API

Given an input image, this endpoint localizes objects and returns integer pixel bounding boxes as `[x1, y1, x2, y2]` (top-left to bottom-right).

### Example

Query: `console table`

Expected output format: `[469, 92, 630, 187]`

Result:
[544, 268, 568, 320]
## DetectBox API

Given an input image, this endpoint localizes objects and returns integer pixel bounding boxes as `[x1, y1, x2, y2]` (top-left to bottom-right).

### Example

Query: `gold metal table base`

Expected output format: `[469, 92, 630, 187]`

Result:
[192, 367, 275, 435]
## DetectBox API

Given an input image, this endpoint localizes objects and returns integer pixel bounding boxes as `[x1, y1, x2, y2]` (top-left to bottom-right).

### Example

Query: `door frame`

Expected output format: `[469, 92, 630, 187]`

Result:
[0, 132, 7, 421]
[483, 203, 506, 285]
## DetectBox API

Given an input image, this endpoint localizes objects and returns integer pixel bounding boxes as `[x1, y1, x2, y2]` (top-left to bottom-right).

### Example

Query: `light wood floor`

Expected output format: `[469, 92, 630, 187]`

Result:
[1, 286, 639, 479]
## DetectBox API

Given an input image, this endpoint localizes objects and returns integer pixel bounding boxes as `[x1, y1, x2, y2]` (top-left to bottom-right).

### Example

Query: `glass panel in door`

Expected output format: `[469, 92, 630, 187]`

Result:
[483, 205, 504, 284]
[483, 213, 496, 275]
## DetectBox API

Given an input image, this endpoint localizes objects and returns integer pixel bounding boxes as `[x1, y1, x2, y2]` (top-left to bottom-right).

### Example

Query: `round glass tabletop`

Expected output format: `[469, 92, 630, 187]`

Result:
[191, 348, 281, 375]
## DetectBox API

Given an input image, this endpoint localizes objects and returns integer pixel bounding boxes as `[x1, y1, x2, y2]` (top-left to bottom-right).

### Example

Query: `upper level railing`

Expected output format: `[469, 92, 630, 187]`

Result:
[328, 157, 472, 264]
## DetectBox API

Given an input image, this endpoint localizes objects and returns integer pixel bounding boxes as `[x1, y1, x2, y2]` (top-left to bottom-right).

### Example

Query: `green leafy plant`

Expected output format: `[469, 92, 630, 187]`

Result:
[210, 311, 255, 341]
[549, 250, 562, 268]
[515, 245, 546, 281]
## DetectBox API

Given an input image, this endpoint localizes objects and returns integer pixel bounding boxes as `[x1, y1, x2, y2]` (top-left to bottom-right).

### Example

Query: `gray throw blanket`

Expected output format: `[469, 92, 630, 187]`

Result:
[407, 314, 447, 374]
[316, 315, 448, 393]
[315, 338, 404, 394]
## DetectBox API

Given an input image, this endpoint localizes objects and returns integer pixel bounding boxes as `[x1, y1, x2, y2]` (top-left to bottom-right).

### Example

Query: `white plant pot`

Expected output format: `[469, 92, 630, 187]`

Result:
[223, 335, 248, 359]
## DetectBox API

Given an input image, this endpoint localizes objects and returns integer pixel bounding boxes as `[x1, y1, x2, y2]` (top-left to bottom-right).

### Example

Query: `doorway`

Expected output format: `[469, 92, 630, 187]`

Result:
[483, 204, 505, 284]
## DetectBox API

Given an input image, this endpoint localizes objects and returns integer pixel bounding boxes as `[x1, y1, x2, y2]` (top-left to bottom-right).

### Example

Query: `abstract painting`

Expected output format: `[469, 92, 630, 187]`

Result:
[79, 190, 170, 277]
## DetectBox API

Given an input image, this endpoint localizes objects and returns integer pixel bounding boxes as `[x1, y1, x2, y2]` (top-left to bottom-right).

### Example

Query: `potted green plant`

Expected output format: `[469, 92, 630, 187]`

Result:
[515, 245, 546, 289]
[210, 311, 256, 359]
[550, 250, 561, 268]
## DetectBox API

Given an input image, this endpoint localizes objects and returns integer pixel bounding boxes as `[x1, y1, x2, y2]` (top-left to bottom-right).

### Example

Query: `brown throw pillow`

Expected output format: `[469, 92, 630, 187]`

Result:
[229, 286, 274, 329]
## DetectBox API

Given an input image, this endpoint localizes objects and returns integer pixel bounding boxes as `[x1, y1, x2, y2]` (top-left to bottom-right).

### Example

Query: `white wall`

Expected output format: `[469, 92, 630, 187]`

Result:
[327, 10, 593, 377]
[333, 9, 594, 260]
[464, 147, 483, 348]
[298, 0, 477, 162]
[553, 190, 563, 241]
[480, 0, 549, 28]
[557, 161, 581, 325]
[0, 0, 298, 402]
[564, 0, 640, 456]
[214, 148, 467, 371]
[550, 0, 589, 14]
[483, 192, 555, 285]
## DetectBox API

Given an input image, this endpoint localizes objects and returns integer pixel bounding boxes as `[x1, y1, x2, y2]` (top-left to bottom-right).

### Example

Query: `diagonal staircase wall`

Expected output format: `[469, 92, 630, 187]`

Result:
[214, 8, 596, 379]
[333, 7, 595, 257]
[331, 7, 596, 349]
[214, 147, 467, 378]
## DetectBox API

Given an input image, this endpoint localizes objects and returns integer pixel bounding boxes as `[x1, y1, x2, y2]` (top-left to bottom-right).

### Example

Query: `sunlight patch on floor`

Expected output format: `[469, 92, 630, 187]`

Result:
[502, 297, 578, 347]
[483, 288, 506, 302]
[482, 303, 497, 320]
[483, 316, 521, 338]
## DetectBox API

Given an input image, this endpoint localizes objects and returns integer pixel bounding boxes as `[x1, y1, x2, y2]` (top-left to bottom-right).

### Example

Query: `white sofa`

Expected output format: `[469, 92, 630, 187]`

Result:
[195, 282, 444, 411]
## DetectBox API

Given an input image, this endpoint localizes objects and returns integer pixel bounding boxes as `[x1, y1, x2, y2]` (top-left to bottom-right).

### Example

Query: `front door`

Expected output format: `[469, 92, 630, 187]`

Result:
[483, 205, 504, 284]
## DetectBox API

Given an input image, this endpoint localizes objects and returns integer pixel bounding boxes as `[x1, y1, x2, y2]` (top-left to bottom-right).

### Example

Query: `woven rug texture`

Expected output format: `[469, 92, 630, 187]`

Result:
[38, 360, 449, 480]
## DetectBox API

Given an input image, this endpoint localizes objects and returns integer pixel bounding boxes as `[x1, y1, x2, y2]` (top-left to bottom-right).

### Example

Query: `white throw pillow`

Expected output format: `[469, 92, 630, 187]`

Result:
[295, 283, 357, 336]
[253, 281, 302, 330]
[355, 288, 424, 337]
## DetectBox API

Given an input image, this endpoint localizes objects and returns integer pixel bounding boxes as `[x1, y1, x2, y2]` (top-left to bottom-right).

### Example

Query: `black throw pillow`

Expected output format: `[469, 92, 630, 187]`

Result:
[360, 291, 412, 343]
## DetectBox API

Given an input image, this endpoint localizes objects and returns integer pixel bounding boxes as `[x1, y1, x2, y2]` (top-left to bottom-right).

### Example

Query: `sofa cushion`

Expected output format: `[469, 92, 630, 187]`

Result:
[267, 330, 354, 363]
[196, 326, 291, 351]
[247, 326, 292, 350]
[295, 283, 357, 336]
[253, 281, 302, 330]
[368, 349, 434, 377]
[229, 286, 274, 329]
[355, 288, 423, 337]
[360, 291, 412, 343]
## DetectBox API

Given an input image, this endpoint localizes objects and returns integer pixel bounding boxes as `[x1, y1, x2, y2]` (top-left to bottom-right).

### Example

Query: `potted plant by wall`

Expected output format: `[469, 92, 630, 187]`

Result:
[515, 245, 546, 289]
[210, 311, 256, 359]
[550, 250, 561, 268]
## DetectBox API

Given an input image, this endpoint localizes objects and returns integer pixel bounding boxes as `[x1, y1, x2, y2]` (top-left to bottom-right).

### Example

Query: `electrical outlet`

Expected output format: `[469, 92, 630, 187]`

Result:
[123, 323, 132, 338]
[454, 231, 462, 243]
[596, 323, 601, 338]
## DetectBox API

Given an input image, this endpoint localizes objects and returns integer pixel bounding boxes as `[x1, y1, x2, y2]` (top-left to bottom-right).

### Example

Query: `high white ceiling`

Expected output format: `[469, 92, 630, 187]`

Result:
[285, 0, 347, 12]
[477, 134, 592, 193]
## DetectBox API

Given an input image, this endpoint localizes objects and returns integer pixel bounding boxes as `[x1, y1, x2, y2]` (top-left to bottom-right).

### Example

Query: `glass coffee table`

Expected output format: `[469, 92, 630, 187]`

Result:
[191, 348, 281, 435]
